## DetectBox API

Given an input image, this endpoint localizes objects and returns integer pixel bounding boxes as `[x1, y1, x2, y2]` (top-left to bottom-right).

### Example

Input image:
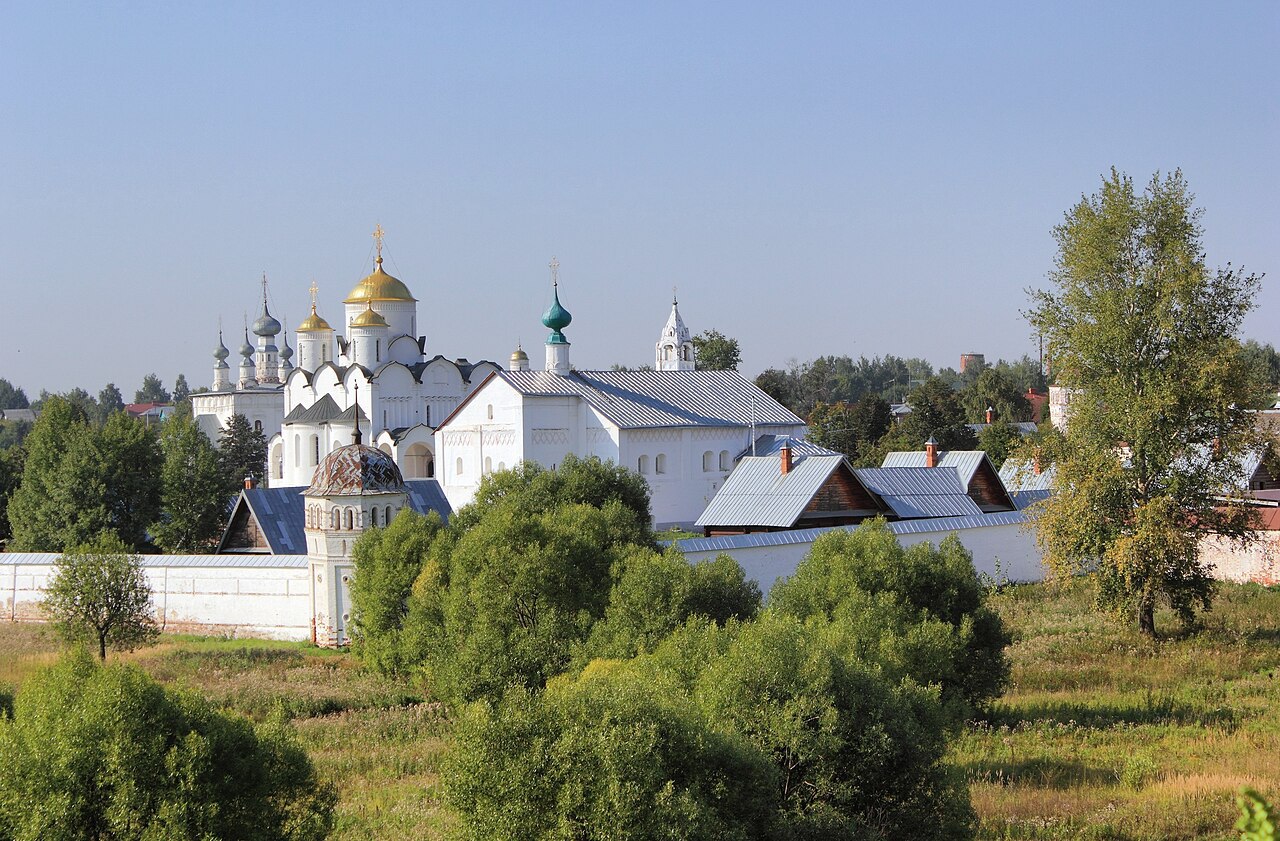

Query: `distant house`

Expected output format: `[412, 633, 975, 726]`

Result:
[0, 408, 36, 424]
[998, 456, 1055, 509]
[882, 441, 1017, 513]
[125, 402, 174, 425]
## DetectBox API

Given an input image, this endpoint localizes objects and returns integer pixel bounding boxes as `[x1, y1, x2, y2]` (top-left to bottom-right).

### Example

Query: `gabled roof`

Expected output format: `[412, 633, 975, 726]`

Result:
[696, 454, 868, 528]
[282, 395, 368, 425]
[998, 457, 1055, 492]
[853, 467, 984, 519]
[882, 449, 988, 486]
[475, 369, 804, 430]
[736, 434, 841, 461]
[216, 479, 452, 554]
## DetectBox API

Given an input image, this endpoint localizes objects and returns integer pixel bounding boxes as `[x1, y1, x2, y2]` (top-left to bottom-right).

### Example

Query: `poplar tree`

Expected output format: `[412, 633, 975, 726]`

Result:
[1028, 169, 1265, 635]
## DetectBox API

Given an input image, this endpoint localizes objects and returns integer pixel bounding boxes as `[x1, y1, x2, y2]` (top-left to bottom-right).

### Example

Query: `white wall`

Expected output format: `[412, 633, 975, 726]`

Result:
[1, 554, 313, 641]
[674, 514, 1045, 595]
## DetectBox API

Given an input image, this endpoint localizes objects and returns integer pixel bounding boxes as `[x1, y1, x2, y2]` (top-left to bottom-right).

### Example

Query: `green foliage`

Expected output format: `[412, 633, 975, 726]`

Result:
[0, 445, 23, 545]
[96, 382, 124, 420]
[976, 421, 1022, 467]
[691, 328, 742, 371]
[896, 376, 977, 451]
[1238, 341, 1280, 406]
[445, 670, 776, 841]
[218, 412, 268, 489]
[135, 372, 171, 404]
[0, 379, 28, 410]
[1238, 789, 1277, 841]
[0, 652, 334, 841]
[97, 410, 164, 548]
[770, 521, 1010, 714]
[577, 548, 760, 663]
[171, 373, 191, 404]
[7, 398, 102, 551]
[43, 531, 158, 660]
[1028, 169, 1264, 635]
[806, 393, 893, 461]
[152, 411, 230, 552]
[349, 509, 445, 675]
[963, 367, 1032, 424]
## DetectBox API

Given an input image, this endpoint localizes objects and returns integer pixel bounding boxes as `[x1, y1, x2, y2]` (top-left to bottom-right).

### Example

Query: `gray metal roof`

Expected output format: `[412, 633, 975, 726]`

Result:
[671, 509, 1028, 554]
[853, 467, 983, 519]
[283, 395, 368, 426]
[1010, 489, 1051, 509]
[998, 458, 1056, 492]
[0, 553, 308, 568]
[495, 369, 805, 430]
[695, 455, 848, 528]
[882, 449, 989, 487]
[735, 434, 841, 461]
[220, 479, 452, 555]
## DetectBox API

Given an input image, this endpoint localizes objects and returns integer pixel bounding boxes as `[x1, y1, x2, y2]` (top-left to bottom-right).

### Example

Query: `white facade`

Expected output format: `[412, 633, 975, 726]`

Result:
[655, 298, 696, 371]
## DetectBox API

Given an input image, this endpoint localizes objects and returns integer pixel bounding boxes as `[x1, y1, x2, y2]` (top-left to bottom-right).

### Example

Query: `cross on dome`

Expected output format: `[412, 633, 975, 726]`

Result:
[372, 224, 385, 261]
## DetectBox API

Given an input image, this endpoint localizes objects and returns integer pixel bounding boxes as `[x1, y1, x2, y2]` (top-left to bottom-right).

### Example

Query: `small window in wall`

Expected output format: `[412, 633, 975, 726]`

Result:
[344, 509, 354, 530]
[487, 404, 494, 420]
[383, 410, 388, 428]
[254, 419, 262, 433]
[427, 459, 435, 478]
[386, 505, 393, 524]
[311, 435, 320, 466]
[376, 339, 381, 362]
[682, 346, 690, 361]
[369, 507, 378, 527]
[638, 455, 650, 474]
[497, 462, 505, 471]
[702, 450, 713, 472]
[331, 507, 340, 529]
[456, 457, 464, 476]
[425, 406, 431, 425]
[484, 456, 492, 474]
[719, 450, 730, 471]
[655, 453, 667, 474]
[294, 435, 300, 467]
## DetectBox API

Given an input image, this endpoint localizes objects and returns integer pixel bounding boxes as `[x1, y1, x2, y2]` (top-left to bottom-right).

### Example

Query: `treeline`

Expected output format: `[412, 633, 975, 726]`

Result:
[349, 455, 1009, 838]
[0, 393, 264, 552]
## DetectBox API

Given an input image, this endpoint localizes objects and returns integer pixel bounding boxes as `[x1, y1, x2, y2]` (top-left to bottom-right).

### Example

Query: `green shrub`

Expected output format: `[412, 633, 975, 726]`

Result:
[1237, 788, 1277, 841]
[0, 652, 334, 841]
[1119, 753, 1159, 790]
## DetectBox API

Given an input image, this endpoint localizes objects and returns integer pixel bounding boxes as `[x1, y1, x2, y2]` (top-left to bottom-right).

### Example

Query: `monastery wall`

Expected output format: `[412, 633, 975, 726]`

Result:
[1, 554, 313, 641]
[1200, 532, 1280, 586]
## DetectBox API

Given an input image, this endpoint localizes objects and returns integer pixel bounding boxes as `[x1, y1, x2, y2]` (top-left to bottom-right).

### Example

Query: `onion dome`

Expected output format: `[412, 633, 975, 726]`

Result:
[351, 304, 389, 328]
[279, 333, 294, 361]
[305, 443, 406, 496]
[510, 345, 528, 364]
[214, 332, 230, 362]
[253, 305, 282, 337]
[542, 284, 572, 344]
[240, 331, 254, 358]
[297, 304, 333, 333]
[344, 256, 417, 304]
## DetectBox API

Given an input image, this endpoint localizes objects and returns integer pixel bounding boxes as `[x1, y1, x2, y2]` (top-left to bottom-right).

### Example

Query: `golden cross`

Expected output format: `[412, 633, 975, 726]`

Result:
[549, 256, 560, 286]
[372, 224, 385, 259]
[308, 280, 319, 310]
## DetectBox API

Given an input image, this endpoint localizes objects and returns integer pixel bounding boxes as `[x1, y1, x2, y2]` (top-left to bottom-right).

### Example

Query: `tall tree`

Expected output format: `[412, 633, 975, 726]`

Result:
[171, 373, 191, 404]
[963, 367, 1032, 424]
[152, 411, 231, 553]
[691, 329, 742, 371]
[97, 382, 125, 420]
[97, 412, 163, 549]
[219, 413, 268, 489]
[1028, 169, 1263, 636]
[0, 445, 24, 545]
[0, 378, 28, 409]
[134, 372, 170, 404]
[895, 376, 977, 451]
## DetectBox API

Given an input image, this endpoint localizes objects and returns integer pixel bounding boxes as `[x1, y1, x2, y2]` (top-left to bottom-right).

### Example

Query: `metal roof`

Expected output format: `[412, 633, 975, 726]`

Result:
[0, 553, 308, 568]
[998, 458, 1056, 492]
[735, 434, 841, 461]
[1010, 489, 1051, 509]
[882, 449, 989, 487]
[494, 369, 805, 430]
[695, 455, 848, 528]
[671, 509, 1028, 554]
[853, 466, 983, 519]
[220, 479, 452, 555]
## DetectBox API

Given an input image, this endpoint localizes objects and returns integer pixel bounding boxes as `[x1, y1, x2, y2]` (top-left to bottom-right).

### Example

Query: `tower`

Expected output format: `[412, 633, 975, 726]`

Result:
[348, 302, 389, 369]
[212, 330, 231, 392]
[237, 328, 258, 389]
[252, 274, 282, 384]
[279, 328, 294, 379]
[542, 257, 572, 376]
[655, 291, 695, 371]
[342, 225, 418, 344]
[296, 282, 334, 373]
[509, 342, 530, 372]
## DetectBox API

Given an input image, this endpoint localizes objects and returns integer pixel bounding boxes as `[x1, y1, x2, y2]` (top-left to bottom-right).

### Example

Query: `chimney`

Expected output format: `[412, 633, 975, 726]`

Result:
[780, 439, 793, 475]
[244, 476, 256, 490]
[924, 435, 939, 468]
[985, 405, 994, 424]
[1032, 447, 1042, 475]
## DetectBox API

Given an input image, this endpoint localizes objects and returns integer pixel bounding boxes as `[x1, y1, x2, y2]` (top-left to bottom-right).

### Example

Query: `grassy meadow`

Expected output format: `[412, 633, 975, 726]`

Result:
[2, 580, 1279, 840]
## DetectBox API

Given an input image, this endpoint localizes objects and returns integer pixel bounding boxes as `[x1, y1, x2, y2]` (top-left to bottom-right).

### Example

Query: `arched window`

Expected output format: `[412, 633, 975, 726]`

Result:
[386, 505, 393, 524]
[719, 450, 730, 471]
[331, 507, 340, 529]
[663, 346, 672, 360]
[655, 453, 667, 474]
[638, 455, 649, 474]
[497, 462, 505, 471]
[682, 346, 690, 361]
[484, 456, 492, 474]
[427, 459, 435, 478]
[344, 508, 353, 530]
[375, 339, 381, 362]
[369, 507, 378, 528]
[311, 435, 320, 466]
[294, 434, 300, 467]
[456, 457, 464, 476]
[254, 420, 263, 433]
[487, 404, 494, 420]
[702, 450, 714, 472]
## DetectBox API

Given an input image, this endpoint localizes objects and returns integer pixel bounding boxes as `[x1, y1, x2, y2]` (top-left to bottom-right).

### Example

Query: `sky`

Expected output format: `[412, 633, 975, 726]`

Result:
[1, 1, 1277, 397]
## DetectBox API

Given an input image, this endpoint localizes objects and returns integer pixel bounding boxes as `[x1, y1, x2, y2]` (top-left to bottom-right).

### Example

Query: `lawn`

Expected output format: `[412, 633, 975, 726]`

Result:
[2, 581, 1278, 840]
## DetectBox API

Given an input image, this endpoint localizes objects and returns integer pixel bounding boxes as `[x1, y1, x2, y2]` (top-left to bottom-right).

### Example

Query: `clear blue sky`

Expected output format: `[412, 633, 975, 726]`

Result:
[2, 1, 1276, 396]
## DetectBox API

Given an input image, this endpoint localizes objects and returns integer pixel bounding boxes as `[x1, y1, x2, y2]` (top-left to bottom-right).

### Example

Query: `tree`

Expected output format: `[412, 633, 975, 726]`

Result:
[96, 411, 163, 548]
[43, 531, 158, 660]
[691, 329, 742, 371]
[172, 373, 191, 404]
[219, 413, 268, 489]
[135, 372, 170, 404]
[0, 379, 28, 409]
[1027, 169, 1264, 636]
[152, 410, 232, 553]
[1237, 340, 1280, 407]
[976, 422, 1022, 468]
[0, 653, 334, 841]
[97, 382, 124, 420]
[962, 367, 1032, 425]
[0, 445, 24, 545]
[877, 377, 977, 455]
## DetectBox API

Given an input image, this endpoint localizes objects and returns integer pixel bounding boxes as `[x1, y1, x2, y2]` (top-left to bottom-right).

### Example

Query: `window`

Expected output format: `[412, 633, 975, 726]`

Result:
[427, 459, 435, 478]
[254, 419, 262, 433]
[484, 456, 492, 474]
[311, 435, 320, 466]
[369, 507, 378, 527]
[719, 450, 730, 471]
[655, 453, 667, 474]
[487, 404, 494, 420]
[638, 455, 649, 474]
[702, 451, 714, 472]
[682, 346, 690, 361]
[425, 406, 431, 425]
[375, 339, 381, 362]
[497, 462, 505, 471]
[344, 509, 353, 530]
[294, 434, 300, 467]
[331, 507, 340, 529]
[386, 505, 393, 524]
[456, 457, 464, 476]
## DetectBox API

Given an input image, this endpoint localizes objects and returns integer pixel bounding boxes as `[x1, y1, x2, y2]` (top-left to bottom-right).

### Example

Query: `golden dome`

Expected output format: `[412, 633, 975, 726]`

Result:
[351, 305, 389, 328]
[344, 257, 417, 304]
[297, 305, 333, 333]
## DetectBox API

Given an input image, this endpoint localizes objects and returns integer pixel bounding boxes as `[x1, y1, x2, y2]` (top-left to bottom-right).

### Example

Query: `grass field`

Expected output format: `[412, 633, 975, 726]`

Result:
[2, 581, 1278, 839]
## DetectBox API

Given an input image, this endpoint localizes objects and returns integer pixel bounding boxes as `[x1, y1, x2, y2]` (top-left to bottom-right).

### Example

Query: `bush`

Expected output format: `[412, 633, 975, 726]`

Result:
[43, 531, 158, 660]
[1237, 788, 1277, 841]
[0, 652, 334, 841]
[771, 520, 1011, 715]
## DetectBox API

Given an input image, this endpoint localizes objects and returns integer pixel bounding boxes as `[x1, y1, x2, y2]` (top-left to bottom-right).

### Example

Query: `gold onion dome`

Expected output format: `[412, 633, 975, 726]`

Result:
[510, 345, 529, 363]
[344, 257, 417, 304]
[297, 305, 333, 333]
[351, 305, 389, 328]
